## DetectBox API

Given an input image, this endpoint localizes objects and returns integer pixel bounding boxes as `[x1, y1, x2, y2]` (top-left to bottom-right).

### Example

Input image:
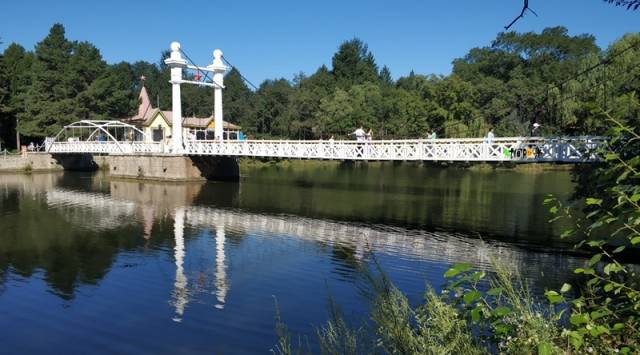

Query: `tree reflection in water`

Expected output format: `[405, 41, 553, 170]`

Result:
[0, 170, 588, 318]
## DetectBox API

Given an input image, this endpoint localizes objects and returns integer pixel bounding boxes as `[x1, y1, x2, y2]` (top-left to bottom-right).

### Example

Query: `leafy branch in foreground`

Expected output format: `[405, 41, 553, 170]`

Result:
[444, 261, 564, 354]
[544, 114, 640, 353]
[605, 0, 640, 10]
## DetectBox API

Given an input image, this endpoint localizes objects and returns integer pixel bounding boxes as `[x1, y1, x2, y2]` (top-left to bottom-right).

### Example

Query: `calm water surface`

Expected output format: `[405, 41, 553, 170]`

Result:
[0, 163, 588, 354]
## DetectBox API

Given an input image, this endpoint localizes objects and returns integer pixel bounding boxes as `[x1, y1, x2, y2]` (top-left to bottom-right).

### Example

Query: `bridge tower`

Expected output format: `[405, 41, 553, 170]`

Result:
[164, 43, 228, 144]
[164, 42, 187, 153]
[210, 49, 227, 141]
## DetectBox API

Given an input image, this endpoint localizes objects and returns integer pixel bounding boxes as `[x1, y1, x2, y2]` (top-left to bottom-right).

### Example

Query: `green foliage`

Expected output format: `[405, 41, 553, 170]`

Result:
[274, 267, 484, 355]
[5, 26, 638, 143]
[331, 38, 379, 89]
[19, 24, 81, 136]
[0, 48, 10, 148]
[272, 118, 640, 354]
[223, 67, 253, 126]
[267, 23, 640, 355]
[314, 295, 370, 355]
[368, 284, 483, 355]
[544, 115, 640, 353]
[275, 122, 640, 352]
[445, 260, 566, 354]
[272, 297, 309, 355]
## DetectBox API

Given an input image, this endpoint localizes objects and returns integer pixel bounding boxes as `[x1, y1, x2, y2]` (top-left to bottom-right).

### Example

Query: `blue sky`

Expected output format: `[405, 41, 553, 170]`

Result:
[0, 1, 637, 84]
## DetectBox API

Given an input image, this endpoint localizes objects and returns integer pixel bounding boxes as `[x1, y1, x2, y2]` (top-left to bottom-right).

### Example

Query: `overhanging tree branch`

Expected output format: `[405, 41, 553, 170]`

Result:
[504, 0, 538, 30]
[604, 0, 640, 10]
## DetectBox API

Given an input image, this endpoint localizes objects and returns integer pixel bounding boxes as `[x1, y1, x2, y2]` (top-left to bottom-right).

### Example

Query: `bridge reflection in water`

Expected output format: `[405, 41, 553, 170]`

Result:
[0, 172, 587, 325]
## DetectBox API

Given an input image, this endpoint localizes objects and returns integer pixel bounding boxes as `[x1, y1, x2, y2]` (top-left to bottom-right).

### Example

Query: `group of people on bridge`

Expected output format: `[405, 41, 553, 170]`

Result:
[343, 122, 542, 144]
[350, 126, 374, 142]
[346, 126, 500, 143]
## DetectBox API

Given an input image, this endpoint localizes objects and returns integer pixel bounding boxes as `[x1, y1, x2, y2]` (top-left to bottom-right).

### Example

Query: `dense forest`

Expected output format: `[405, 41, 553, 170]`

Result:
[0, 23, 638, 148]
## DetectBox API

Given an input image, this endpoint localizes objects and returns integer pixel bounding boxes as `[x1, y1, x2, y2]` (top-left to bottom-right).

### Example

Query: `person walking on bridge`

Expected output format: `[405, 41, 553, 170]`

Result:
[351, 126, 366, 142]
[530, 122, 541, 136]
[483, 128, 495, 158]
[485, 128, 495, 144]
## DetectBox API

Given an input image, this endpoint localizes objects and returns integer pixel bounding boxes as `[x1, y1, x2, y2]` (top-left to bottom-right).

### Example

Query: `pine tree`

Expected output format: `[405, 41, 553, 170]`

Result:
[331, 38, 379, 88]
[78, 62, 137, 119]
[223, 67, 253, 124]
[379, 65, 394, 87]
[18, 23, 75, 137]
[0, 49, 9, 148]
[1, 43, 34, 147]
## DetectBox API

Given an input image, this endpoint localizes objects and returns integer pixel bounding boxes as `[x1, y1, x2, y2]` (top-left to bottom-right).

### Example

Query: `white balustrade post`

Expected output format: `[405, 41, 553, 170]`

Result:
[164, 42, 187, 153]
[211, 49, 227, 141]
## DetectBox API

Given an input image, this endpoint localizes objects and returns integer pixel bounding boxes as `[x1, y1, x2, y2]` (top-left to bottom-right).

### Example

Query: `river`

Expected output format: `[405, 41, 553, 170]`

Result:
[0, 163, 588, 354]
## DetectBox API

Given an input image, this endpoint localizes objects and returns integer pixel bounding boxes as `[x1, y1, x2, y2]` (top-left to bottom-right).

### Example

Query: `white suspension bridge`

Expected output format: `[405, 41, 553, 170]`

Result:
[43, 42, 605, 163]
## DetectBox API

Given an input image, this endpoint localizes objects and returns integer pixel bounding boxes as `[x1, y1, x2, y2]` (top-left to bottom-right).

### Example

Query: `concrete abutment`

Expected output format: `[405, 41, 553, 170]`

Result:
[106, 155, 239, 182]
[0, 153, 239, 182]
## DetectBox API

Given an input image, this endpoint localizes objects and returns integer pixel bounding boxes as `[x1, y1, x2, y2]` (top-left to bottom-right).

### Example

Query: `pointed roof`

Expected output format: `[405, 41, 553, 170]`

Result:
[136, 85, 153, 120]
[138, 86, 152, 117]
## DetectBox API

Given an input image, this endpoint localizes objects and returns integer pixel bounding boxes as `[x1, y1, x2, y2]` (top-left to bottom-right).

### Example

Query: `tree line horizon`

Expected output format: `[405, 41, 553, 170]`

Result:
[0, 23, 638, 147]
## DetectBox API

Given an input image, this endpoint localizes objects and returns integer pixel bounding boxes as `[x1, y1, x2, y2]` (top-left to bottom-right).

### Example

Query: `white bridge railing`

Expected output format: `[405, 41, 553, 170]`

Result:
[185, 137, 604, 162]
[47, 137, 605, 162]
[48, 141, 164, 154]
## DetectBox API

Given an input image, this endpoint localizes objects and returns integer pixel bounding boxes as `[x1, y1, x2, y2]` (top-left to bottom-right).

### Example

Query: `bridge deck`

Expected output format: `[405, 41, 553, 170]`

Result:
[47, 137, 604, 163]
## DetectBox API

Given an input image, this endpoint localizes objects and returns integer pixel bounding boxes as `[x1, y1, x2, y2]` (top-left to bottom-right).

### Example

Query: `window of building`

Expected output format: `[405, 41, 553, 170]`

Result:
[152, 127, 164, 142]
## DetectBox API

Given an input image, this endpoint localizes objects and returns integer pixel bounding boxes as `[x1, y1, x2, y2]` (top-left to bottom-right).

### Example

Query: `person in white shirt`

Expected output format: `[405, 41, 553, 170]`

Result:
[351, 126, 366, 142]
[486, 128, 495, 144]
[531, 122, 541, 136]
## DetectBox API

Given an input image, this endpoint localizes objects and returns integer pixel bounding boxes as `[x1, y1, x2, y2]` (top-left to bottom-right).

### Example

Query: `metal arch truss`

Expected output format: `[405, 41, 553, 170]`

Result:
[47, 120, 163, 154]
[48, 135, 606, 163]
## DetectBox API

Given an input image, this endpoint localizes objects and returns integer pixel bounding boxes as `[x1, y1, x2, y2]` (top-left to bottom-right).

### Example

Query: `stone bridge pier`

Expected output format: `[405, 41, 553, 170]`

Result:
[51, 154, 240, 182]
[104, 155, 239, 182]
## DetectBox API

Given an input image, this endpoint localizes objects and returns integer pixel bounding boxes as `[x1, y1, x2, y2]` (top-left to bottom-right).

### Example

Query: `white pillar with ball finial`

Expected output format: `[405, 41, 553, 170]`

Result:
[210, 49, 227, 141]
[164, 42, 187, 152]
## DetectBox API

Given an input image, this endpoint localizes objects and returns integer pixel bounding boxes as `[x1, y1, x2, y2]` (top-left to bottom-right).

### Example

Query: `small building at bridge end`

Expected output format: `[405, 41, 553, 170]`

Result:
[122, 83, 242, 143]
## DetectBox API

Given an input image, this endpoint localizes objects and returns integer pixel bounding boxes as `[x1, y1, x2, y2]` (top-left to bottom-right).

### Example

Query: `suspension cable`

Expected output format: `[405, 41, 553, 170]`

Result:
[178, 47, 213, 84]
[537, 39, 640, 106]
[221, 56, 260, 91]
